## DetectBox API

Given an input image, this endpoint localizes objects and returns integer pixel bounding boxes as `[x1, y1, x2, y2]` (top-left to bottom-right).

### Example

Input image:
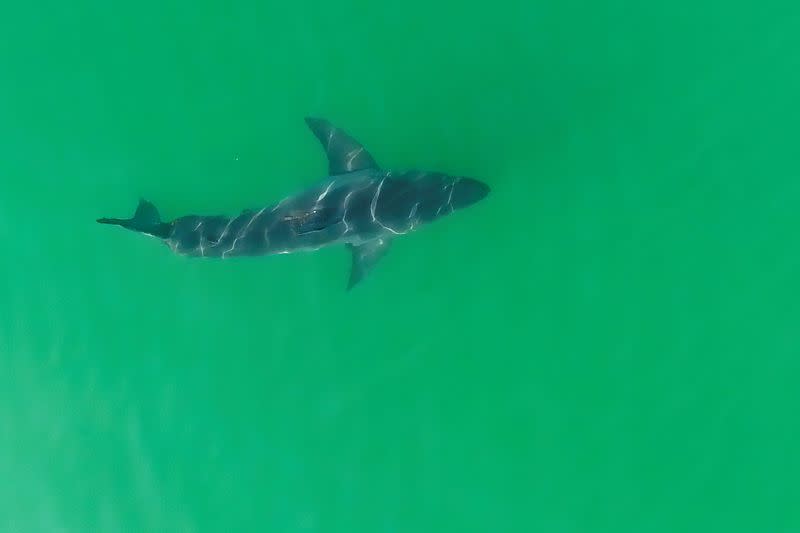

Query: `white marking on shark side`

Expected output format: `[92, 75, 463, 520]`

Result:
[370, 177, 404, 235]
[222, 207, 266, 258]
[316, 180, 336, 202]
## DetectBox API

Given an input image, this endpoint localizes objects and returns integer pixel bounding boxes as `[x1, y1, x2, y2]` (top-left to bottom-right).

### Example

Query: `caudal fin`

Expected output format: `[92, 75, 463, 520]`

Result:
[97, 199, 170, 238]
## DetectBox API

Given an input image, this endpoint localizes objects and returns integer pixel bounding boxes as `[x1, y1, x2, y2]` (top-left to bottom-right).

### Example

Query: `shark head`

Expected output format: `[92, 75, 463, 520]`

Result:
[450, 177, 490, 210]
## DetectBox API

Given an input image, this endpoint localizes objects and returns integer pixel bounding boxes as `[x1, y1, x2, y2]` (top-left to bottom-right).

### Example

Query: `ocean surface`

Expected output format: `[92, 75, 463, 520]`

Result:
[1, 1, 799, 531]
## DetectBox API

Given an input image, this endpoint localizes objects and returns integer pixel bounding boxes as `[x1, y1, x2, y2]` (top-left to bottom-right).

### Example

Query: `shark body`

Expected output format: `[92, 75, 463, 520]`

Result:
[98, 118, 490, 289]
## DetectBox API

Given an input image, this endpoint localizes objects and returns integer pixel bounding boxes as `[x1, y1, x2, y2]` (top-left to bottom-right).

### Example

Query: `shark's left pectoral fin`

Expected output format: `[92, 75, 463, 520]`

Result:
[305, 117, 379, 175]
[347, 238, 392, 290]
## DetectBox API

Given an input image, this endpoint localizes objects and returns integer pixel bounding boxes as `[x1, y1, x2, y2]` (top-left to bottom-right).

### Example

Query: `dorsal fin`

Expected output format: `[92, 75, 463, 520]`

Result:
[304, 117, 379, 175]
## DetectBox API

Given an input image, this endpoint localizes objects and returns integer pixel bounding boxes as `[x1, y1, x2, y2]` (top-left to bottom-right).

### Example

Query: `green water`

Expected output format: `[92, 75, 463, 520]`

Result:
[1, 0, 799, 531]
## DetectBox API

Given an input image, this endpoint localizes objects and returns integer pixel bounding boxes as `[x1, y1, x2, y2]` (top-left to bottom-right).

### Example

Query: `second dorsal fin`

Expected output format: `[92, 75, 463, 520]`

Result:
[304, 117, 379, 175]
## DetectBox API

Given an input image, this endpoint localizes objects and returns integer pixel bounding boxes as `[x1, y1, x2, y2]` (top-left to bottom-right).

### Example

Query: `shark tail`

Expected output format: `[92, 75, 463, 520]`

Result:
[97, 199, 170, 238]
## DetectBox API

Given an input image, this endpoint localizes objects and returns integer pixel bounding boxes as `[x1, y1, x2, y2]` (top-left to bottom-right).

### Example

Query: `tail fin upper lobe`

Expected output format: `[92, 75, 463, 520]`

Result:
[97, 199, 170, 238]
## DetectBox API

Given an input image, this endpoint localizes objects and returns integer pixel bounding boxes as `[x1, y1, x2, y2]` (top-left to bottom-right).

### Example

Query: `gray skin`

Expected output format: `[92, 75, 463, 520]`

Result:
[98, 117, 490, 289]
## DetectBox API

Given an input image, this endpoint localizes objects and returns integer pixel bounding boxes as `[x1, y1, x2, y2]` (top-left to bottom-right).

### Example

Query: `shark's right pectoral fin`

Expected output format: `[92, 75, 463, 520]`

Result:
[347, 238, 392, 290]
[305, 117, 380, 175]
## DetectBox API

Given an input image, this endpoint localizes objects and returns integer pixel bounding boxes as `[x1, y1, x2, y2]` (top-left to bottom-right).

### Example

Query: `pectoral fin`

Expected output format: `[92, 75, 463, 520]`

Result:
[305, 117, 379, 175]
[347, 238, 391, 290]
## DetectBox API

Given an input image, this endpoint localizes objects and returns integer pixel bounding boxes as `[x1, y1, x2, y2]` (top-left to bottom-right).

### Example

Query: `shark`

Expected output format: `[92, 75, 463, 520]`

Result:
[98, 117, 490, 289]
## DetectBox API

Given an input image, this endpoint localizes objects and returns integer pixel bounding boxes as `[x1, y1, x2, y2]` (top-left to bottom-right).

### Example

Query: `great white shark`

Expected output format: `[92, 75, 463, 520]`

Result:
[98, 117, 490, 289]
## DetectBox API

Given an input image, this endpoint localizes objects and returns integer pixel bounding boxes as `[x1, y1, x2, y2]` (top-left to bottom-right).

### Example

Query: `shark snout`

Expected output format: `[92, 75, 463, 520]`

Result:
[451, 178, 490, 209]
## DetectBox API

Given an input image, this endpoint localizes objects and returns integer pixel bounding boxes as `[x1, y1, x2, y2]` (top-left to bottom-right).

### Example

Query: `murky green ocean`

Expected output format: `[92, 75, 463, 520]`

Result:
[1, 1, 799, 531]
